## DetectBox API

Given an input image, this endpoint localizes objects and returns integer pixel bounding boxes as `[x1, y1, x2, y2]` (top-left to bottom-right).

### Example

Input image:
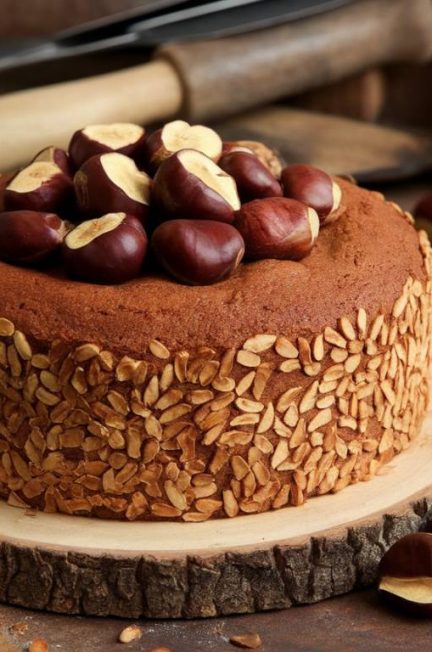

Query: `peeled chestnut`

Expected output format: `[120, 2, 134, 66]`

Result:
[152, 149, 240, 224]
[224, 140, 284, 179]
[74, 153, 151, 224]
[143, 120, 222, 172]
[4, 156, 73, 213]
[281, 164, 341, 224]
[0, 210, 66, 264]
[69, 123, 147, 169]
[63, 213, 147, 284]
[151, 219, 245, 285]
[218, 151, 282, 202]
[378, 533, 432, 617]
[234, 197, 319, 261]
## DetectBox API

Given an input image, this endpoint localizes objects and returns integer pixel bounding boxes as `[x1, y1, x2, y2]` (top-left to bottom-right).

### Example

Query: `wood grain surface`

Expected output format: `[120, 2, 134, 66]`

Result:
[215, 107, 432, 183]
[2, 588, 432, 651]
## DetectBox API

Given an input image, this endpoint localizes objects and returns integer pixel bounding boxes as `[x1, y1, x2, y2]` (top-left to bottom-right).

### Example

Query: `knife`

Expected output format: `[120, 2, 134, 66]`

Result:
[0, 0, 431, 171]
[0, 0, 354, 74]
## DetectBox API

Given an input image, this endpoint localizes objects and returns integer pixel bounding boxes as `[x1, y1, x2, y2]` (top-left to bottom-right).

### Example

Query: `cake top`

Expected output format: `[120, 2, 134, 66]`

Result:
[0, 179, 425, 353]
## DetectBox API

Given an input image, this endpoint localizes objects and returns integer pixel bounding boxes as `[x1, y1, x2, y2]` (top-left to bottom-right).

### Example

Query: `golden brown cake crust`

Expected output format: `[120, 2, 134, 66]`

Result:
[0, 180, 431, 521]
[0, 181, 426, 353]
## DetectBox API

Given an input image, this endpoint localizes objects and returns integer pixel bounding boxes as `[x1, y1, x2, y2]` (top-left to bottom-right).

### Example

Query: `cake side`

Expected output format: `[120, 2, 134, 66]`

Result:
[0, 184, 431, 521]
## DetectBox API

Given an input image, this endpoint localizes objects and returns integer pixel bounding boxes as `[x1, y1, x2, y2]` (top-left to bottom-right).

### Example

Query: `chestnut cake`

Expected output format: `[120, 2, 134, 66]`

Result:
[0, 123, 431, 523]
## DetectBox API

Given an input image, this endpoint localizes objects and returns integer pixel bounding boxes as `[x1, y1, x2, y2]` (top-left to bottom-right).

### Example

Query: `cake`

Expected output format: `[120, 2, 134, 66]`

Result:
[0, 121, 430, 522]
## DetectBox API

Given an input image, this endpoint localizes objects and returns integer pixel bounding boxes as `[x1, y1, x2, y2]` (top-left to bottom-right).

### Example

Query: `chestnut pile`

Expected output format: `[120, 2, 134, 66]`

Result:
[0, 121, 342, 285]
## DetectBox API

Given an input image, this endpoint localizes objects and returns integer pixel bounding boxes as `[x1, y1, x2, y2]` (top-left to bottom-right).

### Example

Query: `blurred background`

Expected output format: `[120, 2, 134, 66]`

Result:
[1, 0, 432, 219]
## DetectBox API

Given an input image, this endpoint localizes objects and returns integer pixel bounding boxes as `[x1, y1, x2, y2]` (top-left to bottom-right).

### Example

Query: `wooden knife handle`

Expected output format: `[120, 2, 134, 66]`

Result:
[0, 60, 183, 171]
[0, 0, 431, 170]
[158, 0, 432, 121]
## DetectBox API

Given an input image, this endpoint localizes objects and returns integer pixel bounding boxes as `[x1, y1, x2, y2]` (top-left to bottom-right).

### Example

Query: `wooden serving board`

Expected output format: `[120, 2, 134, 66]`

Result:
[1, 416, 432, 619]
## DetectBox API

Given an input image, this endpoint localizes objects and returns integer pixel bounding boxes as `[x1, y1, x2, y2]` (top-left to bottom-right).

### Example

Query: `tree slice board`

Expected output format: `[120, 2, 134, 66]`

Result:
[1, 416, 432, 619]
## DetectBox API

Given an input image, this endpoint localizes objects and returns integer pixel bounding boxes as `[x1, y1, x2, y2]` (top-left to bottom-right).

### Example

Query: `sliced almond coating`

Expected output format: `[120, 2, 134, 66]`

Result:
[243, 333, 276, 353]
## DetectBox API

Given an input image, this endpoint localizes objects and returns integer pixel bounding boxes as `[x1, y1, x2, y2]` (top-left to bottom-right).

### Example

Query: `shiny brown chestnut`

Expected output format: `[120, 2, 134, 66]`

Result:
[0, 172, 16, 211]
[0, 210, 66, 264]
[4, 156, 73, 213]
[281, 164, 341, 224]
[218, 151, 282, 202]
[143, 120, 222, 172]
[378, 533, 432, 617]
[234, 197, 319, 261]
[63, 213, 147, 284]
[151, 219, 245, 285]
[69, 123, 147, 169]
[152, 149, 240, 224]
[74, 153, 151, 224]
[224, 140, 284, 179]
[32, 146, 72, 176]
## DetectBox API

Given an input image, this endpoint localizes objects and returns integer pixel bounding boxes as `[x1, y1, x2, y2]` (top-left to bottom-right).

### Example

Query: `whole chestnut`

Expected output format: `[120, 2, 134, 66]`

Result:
[69, 123, 147, 169]
[0, 172, 16, 211]
[378, 533, 432, 617]
[4, 157, 73, 213]
[224, 140, 284, 179]
[143, 120, 222, 172]
[218, 151, 282, 202]
[151, 219, 245, 285]
[63, 212, 147, 284]
[152, 149, 240, 224]
[281, 164, 341, 224]
[0, 210, 66, 264]
[32, 146, 72, 176]
[74, 153, 151, 224]
[234, 197, 319, 261]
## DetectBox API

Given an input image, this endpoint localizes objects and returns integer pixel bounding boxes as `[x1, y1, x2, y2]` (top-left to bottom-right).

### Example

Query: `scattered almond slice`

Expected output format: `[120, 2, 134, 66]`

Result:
[118, 624, 142, 644]
[229, 632, 262, 649]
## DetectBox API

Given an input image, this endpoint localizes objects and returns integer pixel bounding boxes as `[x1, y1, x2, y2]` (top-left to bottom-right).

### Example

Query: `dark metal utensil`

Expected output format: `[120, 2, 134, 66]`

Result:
[0, 0, 354, 73]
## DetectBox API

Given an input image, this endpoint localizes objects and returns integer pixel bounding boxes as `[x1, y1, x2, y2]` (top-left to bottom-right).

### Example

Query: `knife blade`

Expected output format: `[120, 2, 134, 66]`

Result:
[0, 0, 354, 74]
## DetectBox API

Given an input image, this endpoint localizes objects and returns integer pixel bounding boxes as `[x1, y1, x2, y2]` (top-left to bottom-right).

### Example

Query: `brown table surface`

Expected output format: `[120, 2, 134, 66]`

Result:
[1, 181, 432, 652]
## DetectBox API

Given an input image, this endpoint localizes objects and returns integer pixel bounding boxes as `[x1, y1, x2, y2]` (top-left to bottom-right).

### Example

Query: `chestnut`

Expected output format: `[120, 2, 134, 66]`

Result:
[378, 533, 432, 617]
[281, 164, 341, 224]
[63, 213, 147, 284]
[218, 151, 282, 202]
[234, 197, 319, 261]
[151, 219, 244, 285]
[0, 172, 16, 211]
[0, 210, 66, 264]
[32, 146, 72, 176]
[4, 156, 73, 213]
[152, 149, 240, 224]
[74, 153, 151, 224]
[224, 140, 284, 179]
[143, 120, 222, 172]
[69, 123, 147, 170]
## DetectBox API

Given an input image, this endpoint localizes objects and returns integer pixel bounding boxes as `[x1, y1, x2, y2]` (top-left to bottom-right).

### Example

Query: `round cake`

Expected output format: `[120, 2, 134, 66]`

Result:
[0, 124, 431, 522]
